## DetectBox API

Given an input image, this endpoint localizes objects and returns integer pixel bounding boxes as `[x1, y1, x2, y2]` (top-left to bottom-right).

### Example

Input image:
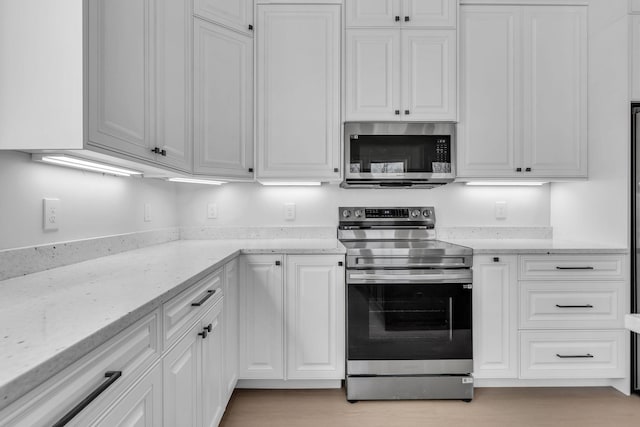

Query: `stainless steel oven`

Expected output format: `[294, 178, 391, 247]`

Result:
[339, 207, 473, 401]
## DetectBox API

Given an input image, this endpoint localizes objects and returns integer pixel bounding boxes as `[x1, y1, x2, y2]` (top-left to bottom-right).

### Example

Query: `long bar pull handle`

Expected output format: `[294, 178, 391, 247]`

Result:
[191, 289, 216, 307]
[52, 371, 122, 427]
[449, 297, 453, 342]
[556, 304, 594, 308]
[556, 353, 594, 359]
[555, 266, 594, 270]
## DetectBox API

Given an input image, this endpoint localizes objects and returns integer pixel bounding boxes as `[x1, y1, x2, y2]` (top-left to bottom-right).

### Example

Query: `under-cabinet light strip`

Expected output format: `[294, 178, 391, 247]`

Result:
[38, 155, 142, 177]
[167, 177, 226, 185]
[465, 181, 547, 186]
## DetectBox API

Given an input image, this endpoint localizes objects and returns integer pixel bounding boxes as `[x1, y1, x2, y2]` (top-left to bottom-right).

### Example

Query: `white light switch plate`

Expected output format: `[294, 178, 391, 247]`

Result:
[284, 203, 296, 221]
[207, 203, 218, 219]
[495, 201, 507, 220]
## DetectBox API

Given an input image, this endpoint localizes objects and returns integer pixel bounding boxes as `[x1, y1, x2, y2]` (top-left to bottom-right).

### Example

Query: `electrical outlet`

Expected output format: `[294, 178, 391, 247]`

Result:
[284, 203, 296, 221]
[207, 203, 218, 219]
[144, 203, 152, 222]
[43, 198, 60, 231]
[495, 201, 508, 220]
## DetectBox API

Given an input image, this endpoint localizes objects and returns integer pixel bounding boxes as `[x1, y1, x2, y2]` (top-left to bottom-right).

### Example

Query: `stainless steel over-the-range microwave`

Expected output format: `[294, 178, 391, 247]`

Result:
[341, 122, 456, 189]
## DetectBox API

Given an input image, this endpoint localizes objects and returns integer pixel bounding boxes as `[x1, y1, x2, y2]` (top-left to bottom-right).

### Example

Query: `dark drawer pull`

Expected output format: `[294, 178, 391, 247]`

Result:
[191, 289, 216, 307]
[556, 266, 594, 270]
[493, 257, 500, 263]
[556, 304, 594, 308]
[556, 353, 594, 359]
[52, 371, 122, 427]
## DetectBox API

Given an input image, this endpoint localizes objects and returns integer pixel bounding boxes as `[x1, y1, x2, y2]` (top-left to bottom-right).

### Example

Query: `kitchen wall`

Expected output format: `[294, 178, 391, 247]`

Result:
[177, 182, 550, 229]
[550, 0, 629, 247]
[0, 151, 179, 250]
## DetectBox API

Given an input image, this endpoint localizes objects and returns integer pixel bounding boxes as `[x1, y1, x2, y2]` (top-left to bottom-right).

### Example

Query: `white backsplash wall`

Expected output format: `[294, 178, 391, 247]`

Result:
[550, 0, 629, 248]
[0, 151, 179, 250]
[177, 182, 550, 229]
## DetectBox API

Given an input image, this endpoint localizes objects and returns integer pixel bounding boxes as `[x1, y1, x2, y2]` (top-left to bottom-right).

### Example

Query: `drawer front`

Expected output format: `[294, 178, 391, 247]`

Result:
[0, 310, 160, 427]
[163, 268, 224, 350]
[519, 330, 626, 379]
[519, 281, 625, 329]
[519, 255, 625, 281]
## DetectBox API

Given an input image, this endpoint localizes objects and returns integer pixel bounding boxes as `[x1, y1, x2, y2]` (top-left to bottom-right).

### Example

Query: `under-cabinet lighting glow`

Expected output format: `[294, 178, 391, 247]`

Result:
[260, 181, 322, 187]
[35, 155, 142, 177]
[167, 177, 226, 185]
[465, 181, 547, 187]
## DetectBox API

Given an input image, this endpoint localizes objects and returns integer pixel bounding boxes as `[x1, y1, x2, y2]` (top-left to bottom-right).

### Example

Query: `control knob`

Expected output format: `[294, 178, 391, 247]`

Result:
[422, 209, 431, 217]
[342, 210, 351, 218]
[354, 209, 363, 218]
[410, 209, 421, 218]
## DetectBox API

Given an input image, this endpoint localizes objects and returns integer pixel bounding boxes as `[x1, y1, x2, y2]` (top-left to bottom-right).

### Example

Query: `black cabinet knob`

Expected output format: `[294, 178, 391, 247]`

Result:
[493, 257, 500, 263]
[275, 260, 281, 266]
[404, 110, 410, 115]
[204, 323, 212, 333]
[395, 110, 400, 115]
[334, 167, 339, 173]
[248, 167, 254, 173]
[338, 261, 343, 266]
[395, 16, 400, 22]
[160, 149, 166, 157]
[248, 24, 253, 31]
[198, 330, 208, 339]
[516, 167, 522, 172]
[404, 16, 410, 22]
[525, 167, 532, 172]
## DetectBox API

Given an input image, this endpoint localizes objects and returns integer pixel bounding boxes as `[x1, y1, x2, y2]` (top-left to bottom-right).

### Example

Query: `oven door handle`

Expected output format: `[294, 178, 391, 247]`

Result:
[347, 273, 471, 282]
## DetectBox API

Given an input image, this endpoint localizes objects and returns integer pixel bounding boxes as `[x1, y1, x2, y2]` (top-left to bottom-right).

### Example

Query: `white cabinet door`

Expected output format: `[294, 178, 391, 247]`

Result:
[522, 6, 587, 178]
[193, 19, 254, 179]
[223, 259, 239, 401]
[402, 0, 456, 28]
[458, 4, 587, 180]
[163, 324, 200, 427]
[194, 0, 254, 35]
[239, 255, 284, 379]
[345, 0, 400, 28]
[472, 255, 518, 379]
[256, 4, 341, 181]
[401, 29, 456, 121]
[632, 16, 640, 101]
[345, 30, 402, 121]
[458, 6, 521, 178]
[88, 0, 153, 160]
[93, 364, 163, 427]
[155, 0, 192, 172]
[201, 301, 224, 427]
[285, 255, 345, 380]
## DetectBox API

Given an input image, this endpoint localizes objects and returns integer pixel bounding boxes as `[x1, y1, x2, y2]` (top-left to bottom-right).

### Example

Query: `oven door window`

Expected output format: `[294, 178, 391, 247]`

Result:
[347, 283, 472, 360]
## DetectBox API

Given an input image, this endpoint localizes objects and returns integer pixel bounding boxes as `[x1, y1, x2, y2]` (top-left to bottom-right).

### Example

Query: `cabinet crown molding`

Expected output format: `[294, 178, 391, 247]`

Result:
[461, 0, 587, 5]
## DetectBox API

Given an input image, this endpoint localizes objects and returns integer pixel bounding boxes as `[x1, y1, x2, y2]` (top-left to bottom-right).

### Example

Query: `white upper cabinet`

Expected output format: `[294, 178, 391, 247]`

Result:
[193, 18, 254, 179]
[346, 28, 456, 121]
[346, 0, 456, 28]
[458, 5, 587, 179]
[88, 0, 151, 159]
[194, 0, 254, 35]
[88, 0, 192, 172]
[345, 0, 457, 122]
[255, 4, 341, 181]
[345, 30, 402, 120]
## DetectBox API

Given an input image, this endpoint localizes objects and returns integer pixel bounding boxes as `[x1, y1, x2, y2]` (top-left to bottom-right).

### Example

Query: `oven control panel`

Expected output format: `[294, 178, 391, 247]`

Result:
[339, 206, 435, 226]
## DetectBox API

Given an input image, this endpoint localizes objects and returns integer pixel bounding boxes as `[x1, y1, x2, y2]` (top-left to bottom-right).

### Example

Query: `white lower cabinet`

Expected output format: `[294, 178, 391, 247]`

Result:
[239, 254, 345, 383]
[472, 255, 518, 379]
[473, 253, 628, 387]
[163, 297, 225, 427]
[223, 258, 240, 400]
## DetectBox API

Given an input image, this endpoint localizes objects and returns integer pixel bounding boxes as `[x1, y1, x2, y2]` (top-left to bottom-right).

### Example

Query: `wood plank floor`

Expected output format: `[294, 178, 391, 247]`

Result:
[220, 387, 640, 427]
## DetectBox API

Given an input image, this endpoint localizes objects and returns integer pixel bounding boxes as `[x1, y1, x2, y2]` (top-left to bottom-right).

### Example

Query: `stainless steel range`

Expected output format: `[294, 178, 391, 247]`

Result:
[339, 207, 473, 401]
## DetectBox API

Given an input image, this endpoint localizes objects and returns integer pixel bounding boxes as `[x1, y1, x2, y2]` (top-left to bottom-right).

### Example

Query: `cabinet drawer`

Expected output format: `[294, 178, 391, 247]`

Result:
[163, 268, 224, 350]
[0, 311, 161, 427]
[518, 255, 625, 281]
[519, 281, 625, 329]
[519, 330, 626, 379]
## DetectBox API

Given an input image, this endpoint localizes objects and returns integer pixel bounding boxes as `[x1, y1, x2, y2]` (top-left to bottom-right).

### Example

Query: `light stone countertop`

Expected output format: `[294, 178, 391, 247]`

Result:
[0, 238, 345, 411]
[443, 238, 628, 254]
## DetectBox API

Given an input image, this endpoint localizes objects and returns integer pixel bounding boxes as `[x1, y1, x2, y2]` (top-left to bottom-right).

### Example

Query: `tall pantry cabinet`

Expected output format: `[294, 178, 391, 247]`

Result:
[255, 1, 342, 182]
